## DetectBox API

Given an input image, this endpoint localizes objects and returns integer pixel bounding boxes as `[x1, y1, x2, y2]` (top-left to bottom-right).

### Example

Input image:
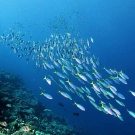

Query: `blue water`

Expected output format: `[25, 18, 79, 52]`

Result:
[0, 0, 135, 134]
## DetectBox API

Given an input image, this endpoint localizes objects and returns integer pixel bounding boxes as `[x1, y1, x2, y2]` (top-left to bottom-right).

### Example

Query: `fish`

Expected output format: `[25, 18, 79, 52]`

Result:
[103, 67, 113, 75]
[115, 99, 125, 107]
[1, 28, 131, 120]
[106, 91, 114, 98]
[109, 103, 121, 115]
[116, 92, 125, 99]
[101, 103, 114, 115]
[118, 77, 127, 84]
[129, 90, 135, 97]
[58, 102, 64, 107]
[108, 85, 117, 92]
[58, 90, 72, 100]
[44, 109, 52, 112]
[73, 57, 82, 64]
[75, 73, 88, 82]
[40, 92, 53, 100]
[117, 114, 124, 121]
[43, 76, 51, 85]
[90, 37, 94, 43]
[127, 110, 135, 118]
[119, 71, 129, 80]
[87, 95, 95, 102]
[21, 126, 31, 131]
[66, 79, 76, 90]
[6, 104, 11, 107]
[0, 121, 7, 127]
[91, 82, 100, 92]
[49, 75, 63, 88]
[73, 112, 79, 116]
[26, 58, 29, 61]
[74, 102, 85, 111]
[54, 71, 65, 79]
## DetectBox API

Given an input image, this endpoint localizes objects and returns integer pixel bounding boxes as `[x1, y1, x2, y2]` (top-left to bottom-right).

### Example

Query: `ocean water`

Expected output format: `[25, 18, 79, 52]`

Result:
[0, 0, 135, 135]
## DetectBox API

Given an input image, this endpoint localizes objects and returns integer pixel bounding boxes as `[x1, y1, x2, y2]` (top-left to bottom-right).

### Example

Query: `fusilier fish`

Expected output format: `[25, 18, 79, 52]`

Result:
[74, 102, 85, 111]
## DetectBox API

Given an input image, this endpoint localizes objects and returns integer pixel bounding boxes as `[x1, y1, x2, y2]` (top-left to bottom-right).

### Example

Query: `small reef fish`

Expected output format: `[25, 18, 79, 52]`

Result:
[76, 73, 88, 82]
[58, 90, 72, 100]
[109, 103, 121, 115]
[117, 114, 124, 121]
[116, 92, 125, 100]
[90, 37, 94, 43]
[73, 57, 82, 64]
[0, 121, 7, 127]
[66, 79, 76, 90]
[54, 71, 65, 79]
[91, 82, 100, 92]
[87, 95, 95, 102]
[115, 99, 125, 107]
[119, 71, 129, 80]
[127, 110, 135, 118]
[44, 109, 52, 112]
[101, 104, 113, 115]
[58, 102, 67, 111]
[40, 92, 53, 99]
[6, 104, 11, 107]
[43, 76, 51, 85]
[1, 29, 132, 121]
[21, 126, 31, 131]
[129, 90, 135, 97]
[58, 102, 64, 107]
[73, 112, 79, 116]
[74, 102, 85, 111]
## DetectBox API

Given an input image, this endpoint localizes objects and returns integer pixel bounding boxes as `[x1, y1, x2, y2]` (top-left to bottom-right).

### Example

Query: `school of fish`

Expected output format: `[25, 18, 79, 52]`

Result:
[0, 28, 135, 121]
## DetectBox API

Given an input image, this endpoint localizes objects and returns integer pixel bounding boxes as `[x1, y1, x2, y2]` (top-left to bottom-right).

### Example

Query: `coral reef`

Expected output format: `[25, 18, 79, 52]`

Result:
[0, 70, 79, 135]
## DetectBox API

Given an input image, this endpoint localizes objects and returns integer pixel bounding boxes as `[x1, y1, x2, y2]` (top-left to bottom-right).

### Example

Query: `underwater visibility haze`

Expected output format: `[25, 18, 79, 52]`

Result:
[0, 0, 135, 135]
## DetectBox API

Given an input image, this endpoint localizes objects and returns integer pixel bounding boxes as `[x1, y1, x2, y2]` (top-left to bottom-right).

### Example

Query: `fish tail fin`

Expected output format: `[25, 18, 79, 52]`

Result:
[100, 103, 103, 108]
[120, 70, 123, 74]
[101, 104, 104, 108]
[43, 76, 46, 80]
[58, 90, 60, 93]
[90, 81, 94, 85]
[100, 100, 105, 106]
[109, 76, 113, 79]
[73, 101, 76, 105]
[109, 103, 113, 109]
[73, 56, 75, 59]
[99, 101, 102, 105]
[66, 79, 70, 83]
[40, 92, 44, 95]
[54, 71, 56, 74]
